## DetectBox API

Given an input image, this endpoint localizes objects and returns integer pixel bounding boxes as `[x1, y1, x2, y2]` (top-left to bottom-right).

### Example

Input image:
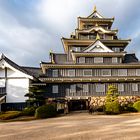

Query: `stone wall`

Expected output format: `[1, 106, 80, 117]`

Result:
[90, 96, 140, 108]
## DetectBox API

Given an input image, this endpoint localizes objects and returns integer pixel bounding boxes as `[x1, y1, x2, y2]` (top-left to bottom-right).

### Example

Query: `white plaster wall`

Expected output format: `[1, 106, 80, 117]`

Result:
[6, 78, 29, 103]
[0, 79, 5, 87]
[0, 69, 5, 77]
[7, 68, 28, 78]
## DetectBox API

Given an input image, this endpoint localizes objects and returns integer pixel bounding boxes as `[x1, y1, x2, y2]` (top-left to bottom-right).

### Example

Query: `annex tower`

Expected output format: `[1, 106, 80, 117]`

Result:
[39, 6, 140, 110]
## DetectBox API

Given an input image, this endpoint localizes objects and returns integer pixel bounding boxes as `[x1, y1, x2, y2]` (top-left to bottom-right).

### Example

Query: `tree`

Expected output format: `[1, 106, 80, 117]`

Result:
[25, 85, 46, 107]
[105, 85, 120, 114]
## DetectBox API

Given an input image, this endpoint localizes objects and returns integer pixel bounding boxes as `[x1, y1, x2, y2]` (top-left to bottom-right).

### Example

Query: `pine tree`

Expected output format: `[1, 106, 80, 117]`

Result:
[25, 85, 46, 107]
[105, 85, 120, 114]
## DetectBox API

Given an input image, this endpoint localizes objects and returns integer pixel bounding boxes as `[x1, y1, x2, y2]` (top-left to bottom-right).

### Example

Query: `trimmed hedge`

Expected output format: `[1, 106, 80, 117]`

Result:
[22, 107, 36, 116]
[133, 101, 140, 112]
[0, 111, 21, 120]
[35, 104, 57, 119]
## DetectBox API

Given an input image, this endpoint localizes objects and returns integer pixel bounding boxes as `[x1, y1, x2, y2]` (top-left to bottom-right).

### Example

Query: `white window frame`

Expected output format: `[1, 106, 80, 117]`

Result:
[52, 85, 58, 93]
[101, 69, 111, 76]
[112, 57, 118, 63]
[118, 84, 124, 92]
[96, 84, 105, 92]
[83, 69, 92, 77]
[118, 69, 127, 76]
[70, 85, 76, 93]
[79, 57, 85, 64]
[136, 69, 140, 76]
[52, 70, 58, 77]
[132, 83, 138, 92]
[68, 69, 75, 77]
[94, 57, 103, 63]
[83, 84, 89, 93]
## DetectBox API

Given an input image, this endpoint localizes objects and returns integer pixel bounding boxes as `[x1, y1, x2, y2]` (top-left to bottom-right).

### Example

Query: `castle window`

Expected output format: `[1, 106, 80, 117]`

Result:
[79, 57, 85, 63]
[72, 47, 80, 52]
[89, 34, 96, 39]
[102, 69, 111, 76]
[112, 57, 118, 63]
[118, 84, 124, 92]
[113, 48, 120, 52]
[68, 69, 75, 77]
[52, 85, 58, 93]
[96, 84, 105, 92]
[52, 70, 58, 77]
[94, 57, 103, 63]
[70, 85, 76, 93]
[118, 69, 127, 76]
[83, 84, 89, 93]
[83, 69, 92, 77]
[132, 83, 138, 92]
[136, 69, 140, 76]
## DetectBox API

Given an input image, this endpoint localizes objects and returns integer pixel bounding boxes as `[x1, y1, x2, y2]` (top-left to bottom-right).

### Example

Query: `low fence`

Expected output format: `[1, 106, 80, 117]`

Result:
[1, 102, 28, 111]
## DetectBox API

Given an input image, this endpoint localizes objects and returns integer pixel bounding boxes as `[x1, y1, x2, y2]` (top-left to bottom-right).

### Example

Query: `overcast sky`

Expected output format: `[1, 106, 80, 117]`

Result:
[0, 0, 140, 67]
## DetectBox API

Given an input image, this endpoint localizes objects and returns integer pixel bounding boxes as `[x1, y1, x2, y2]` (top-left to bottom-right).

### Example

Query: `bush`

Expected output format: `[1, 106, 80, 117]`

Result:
[120, 103, 137, 113]
[22, 107, 36, 116]
[105, 100, 120, 114]
[133, 101, 140, 112]
[0, 111, 21, 120]
[35, 104, 57, 119]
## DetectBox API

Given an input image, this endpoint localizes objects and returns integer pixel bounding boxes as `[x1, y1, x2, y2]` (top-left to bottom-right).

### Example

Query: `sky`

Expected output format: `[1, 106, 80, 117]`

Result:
[0, 0, 140, 67]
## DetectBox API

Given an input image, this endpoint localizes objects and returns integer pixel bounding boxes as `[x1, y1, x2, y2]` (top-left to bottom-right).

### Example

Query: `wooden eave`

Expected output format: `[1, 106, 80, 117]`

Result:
[61, 38, 131, 52]
[72, 52, 126, 58]
[41, 63, 140, 70]
[76, 28, 118, 34]
[78, 17, 114, 22]
[39, 76, 140, 83]
[78, 17, 114, 29]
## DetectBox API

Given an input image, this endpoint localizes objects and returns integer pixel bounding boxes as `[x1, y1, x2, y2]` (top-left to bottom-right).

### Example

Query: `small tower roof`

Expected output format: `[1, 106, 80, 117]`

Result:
[88, 6, 104, 18]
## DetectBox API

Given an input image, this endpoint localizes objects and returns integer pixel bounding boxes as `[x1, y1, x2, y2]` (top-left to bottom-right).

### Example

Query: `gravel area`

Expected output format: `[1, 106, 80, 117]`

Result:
[0, 113, 140, 140]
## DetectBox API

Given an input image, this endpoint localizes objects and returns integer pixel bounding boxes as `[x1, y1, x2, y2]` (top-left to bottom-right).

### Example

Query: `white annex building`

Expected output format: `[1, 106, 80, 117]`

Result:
[0, 54, 40, 111]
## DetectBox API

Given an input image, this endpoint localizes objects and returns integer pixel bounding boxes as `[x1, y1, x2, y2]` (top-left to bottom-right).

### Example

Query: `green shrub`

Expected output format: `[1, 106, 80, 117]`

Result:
[133, 101, 140, 112]
[105, 100, 120, 114]
[35, 104, 57, 119]
[0, 111, 21, 120]
[22, 107, 36, 116]
[120, 103, 137, 113]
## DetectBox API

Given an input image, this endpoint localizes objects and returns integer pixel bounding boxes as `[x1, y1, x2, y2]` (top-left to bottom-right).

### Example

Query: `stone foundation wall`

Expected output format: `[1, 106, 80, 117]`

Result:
[90, 96, 140, 108]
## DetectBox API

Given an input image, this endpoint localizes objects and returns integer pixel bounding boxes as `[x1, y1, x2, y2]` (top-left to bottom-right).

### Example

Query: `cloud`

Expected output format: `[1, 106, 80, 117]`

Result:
[0, 0, 140, 66]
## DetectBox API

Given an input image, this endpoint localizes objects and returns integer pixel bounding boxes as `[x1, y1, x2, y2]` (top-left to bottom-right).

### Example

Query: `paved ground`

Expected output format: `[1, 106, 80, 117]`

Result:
[0, 113, 140, 140]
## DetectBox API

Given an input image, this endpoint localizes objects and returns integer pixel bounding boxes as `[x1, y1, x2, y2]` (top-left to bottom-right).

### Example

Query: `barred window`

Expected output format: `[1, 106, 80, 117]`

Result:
[52, 85, 58, 93]
[102, 69, 111, 76]
[94, 57, 103, 63]
[118, 84, 124, 92]
[113, 48, 120, 52]
[68, 69, 75, 77]
[70, 85, 76, 93]
[96, 84, 105, 92]
[52, 70, 58, 77]
[79, 57, 85, 63]
[118, 69, 127, 76]
[132, 83, 138, 92]
[136, 69, 140, 76]
[83, 69, 92, 77]
[112, 57, 118, 63]
[83, 84, 89, 93]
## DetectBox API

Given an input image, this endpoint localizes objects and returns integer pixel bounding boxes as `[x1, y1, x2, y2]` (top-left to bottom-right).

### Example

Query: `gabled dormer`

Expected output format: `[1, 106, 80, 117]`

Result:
[76, 24, 118, 40]
[88, 6, 104, 19]
[83, 39, 113, 53]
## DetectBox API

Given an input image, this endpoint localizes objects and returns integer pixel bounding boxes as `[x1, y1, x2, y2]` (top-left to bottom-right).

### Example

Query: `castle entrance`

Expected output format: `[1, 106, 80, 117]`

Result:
[68, 99, 89, 111]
